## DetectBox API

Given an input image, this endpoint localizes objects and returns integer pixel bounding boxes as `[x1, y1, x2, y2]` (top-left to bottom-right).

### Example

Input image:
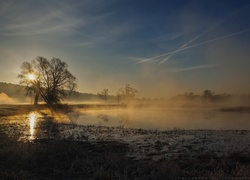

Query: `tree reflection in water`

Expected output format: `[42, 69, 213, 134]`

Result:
[67, 112, 80, 126]
[97, 114, 109, 122]
[118, 113, 131, 128]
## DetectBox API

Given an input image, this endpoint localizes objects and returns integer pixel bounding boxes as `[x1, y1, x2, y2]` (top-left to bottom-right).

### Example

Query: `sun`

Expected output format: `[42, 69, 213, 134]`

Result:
[28, 74, 36, 81]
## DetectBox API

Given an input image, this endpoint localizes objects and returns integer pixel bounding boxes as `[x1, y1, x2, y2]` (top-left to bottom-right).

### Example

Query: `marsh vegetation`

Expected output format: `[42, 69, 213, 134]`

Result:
[0, 104, 250, 179]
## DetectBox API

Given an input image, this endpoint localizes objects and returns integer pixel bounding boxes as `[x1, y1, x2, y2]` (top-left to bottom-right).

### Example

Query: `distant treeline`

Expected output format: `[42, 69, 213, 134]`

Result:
[169, 90, 250, 104]
[0, 82, 116, 103]
[67, 91, 117, 102]
[137, 90, 250, 105]
[1, 82, 250, 104]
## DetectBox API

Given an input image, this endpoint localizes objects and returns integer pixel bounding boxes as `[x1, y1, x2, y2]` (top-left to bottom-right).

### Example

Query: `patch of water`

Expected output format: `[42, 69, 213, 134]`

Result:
[73, 107, 250, 130]
[0, 107, 250, 142]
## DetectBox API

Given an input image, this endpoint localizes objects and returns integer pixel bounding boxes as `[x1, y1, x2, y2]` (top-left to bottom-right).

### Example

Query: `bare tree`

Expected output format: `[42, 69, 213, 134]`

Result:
[202, 90, 214, 99]
[18, 56, 77, 107]
[17, 61, 40, 105]
[117, 84, 138, 103]
[116, 88, 123, 103]
[97, 88, 109, 101]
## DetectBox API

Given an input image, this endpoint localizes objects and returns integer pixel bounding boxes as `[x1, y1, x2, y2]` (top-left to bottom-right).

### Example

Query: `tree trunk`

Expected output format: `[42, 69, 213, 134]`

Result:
[34, 93, 39, 106]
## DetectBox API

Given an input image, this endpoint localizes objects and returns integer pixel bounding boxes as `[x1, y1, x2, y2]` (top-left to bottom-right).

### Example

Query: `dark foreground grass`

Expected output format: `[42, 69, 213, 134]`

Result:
[0, 132, 178, 179]
[1, 131, 250, 180]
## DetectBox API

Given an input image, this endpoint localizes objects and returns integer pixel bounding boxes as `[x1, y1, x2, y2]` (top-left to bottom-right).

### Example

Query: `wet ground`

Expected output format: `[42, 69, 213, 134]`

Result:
[1, 107, 250, 178]
[0, 110, 250, 162]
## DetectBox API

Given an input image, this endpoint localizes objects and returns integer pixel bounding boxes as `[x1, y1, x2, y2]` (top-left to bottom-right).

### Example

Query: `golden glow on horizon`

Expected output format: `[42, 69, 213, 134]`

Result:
[28, 74, 36, 81]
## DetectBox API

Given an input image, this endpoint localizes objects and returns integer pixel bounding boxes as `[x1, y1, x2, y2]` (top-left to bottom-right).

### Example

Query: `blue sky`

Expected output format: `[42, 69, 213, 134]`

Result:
[0, 0, 250, 97]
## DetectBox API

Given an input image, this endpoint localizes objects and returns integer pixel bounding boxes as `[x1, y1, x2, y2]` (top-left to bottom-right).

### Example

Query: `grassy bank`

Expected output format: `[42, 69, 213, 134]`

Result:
[0, 132, 178, 179]
[1, 129, 250, 179]
[0, 104, 49, 117]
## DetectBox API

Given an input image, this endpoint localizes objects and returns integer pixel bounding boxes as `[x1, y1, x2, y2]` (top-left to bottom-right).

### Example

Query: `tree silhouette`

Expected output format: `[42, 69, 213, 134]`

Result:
[202, 90, 214, 99]
[117, 84, 138, 103]
[97, 89, 109, 101]
[116, 88, 123, 103]
[18, 57, 77, 107]
[17, 61, 40, 105]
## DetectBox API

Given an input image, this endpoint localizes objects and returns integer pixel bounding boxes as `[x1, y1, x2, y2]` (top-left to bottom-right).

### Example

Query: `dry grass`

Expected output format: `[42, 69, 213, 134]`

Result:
[1, 129, 250, 179]
[0, 131, 179, 179]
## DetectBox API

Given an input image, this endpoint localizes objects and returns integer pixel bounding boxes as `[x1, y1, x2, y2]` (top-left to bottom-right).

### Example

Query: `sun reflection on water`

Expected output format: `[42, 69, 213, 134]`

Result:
[29, 112, 37, 140]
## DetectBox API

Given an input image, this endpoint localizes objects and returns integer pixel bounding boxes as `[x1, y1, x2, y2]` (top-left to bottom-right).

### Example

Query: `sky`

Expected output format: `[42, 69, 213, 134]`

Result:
[0, 0, 250, 98]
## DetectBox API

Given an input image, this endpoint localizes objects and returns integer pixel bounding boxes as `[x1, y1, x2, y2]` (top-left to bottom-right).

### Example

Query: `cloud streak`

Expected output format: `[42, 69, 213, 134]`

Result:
[70, 20, 137, 47]
[170, 64, 218, 72]
[136, 28, 250, 64]
[138, 3, 250, 65]
[158, 34, 201, 65]
[0, 1, 113, 37]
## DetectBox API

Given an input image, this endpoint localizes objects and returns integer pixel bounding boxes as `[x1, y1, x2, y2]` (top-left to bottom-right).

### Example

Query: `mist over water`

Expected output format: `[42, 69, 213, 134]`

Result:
[73, 106, 250, 130]
[0, 104, 249, 142]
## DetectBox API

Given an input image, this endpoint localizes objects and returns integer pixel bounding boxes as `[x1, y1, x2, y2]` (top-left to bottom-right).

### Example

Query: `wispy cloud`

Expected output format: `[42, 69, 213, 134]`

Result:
[157, 34, 201, 65]
[158, 55, 171, 65]
[1, 19, 83, 36]
[131, 56, 159, 64]
[151, 31, 188, 42]
[136, 28, 250, 64]
[0, 2, 84, 36]
[0, 1, 115, 37]
[129, 57, 148, 62]
[170, 64, 218, 72]
[137, 3, 250, 65]
[70, 20, 137, 47]
[0, 0, 140, 53]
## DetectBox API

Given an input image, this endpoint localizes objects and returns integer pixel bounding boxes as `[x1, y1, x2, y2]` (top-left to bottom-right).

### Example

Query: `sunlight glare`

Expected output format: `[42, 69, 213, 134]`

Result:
[28, 74, 36, 81]
[29, 112, 37, 140]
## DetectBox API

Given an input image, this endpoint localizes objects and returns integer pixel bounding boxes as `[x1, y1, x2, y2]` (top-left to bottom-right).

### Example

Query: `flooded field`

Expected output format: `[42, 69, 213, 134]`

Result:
[75, 107, 250, 130]
[0, 106, 250, 160]
[1, 106, 250, 178]
[1, 106, 250, 141]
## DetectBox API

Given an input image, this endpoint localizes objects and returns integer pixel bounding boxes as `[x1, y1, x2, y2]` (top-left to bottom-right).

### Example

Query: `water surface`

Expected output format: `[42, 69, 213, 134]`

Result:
[1, 107, 250, 141]
[75, 107, 250, 130]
